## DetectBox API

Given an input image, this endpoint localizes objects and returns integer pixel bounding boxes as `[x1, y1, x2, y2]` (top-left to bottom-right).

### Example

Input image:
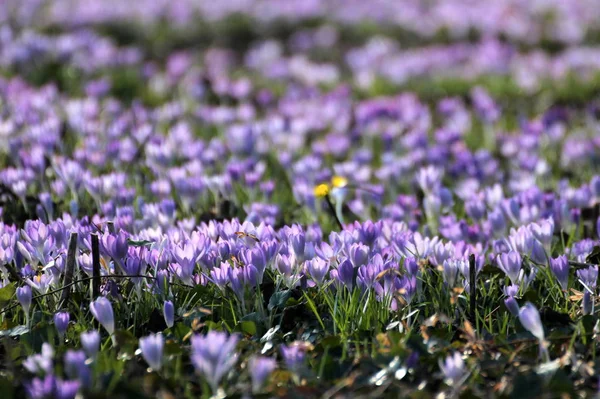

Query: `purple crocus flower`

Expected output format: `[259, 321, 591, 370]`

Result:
[577, 266, 598, 291]
[439, 352, 466, 387]
[229, 265, 258, 300]
[306, 258, 329, 285]
[431, 241, 455, 266]
[23, 343, 54, 375]
[442, 259, 465, 288]
[518, 302, 545, 341]
[334, 258, 354, 290]
[170, 242, 199, 284]
[549, 255, 569, 290]
[348, 243, 370, 268]
[64, 350, 91, 387]
[530, 218, 554, 252]
[487, 207, 506, 237]
[100, 230, 129, 263]
[416, 166, 442, 194]
[248, 356, 276, 393]
[139, 333, 164, 371]
[275, 253, 294, 276]
[289, 232, 306, 261]
[465, 196, 486, 221]
[503, 284, 520, 316]
[54, 312, 70, 340]
[503, 284, 519, 298]
[240, 247, 267, 282]
[80, 331, 100, 360]
[496, 251, 522, 284]
[355, 220, 382, 247]
[123, 257, 146, 285]
[398, 274, 418, 305]
[357, 263, 379, 291]
[90, 297, 115, 336]
[25, 375, 80, 399]
[280, 343, 306, 373]
[210, 262, 231, 292]
[504, 296, 520, 317]
[163, 300, 175, 328]
[191, 331, 239, 392]
[17, 285, 32, 318]
[154, 269, 170, 295]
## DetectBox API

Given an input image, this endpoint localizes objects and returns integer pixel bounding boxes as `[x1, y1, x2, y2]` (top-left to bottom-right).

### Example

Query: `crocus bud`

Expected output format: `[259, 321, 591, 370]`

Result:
[496, 251, 522, 285]
[335, 259, 354, 291]
[139, 333, 164, 371]
[17, 285, 32, 315]
[54, 312, 70, 340]
[504, 296, 519, 317]
[442, 259, 463, 288]
[518, 302, 545, 341]
[163, 300, 174, 328]
[80, 331, 100, 360]
[549, 255, 569, 291]
[249, 356, 276, 393]
[439, 352, 466, 387]
[90, 297, 115, 336]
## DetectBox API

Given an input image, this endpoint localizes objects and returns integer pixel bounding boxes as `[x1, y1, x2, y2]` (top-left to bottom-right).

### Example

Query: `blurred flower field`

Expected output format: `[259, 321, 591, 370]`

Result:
[1, 1, 600, 398]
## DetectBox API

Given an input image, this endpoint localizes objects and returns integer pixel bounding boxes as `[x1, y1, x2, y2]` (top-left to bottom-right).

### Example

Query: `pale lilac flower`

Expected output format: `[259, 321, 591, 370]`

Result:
[504, 296, 519, 317]
[54, 312, 70, 340]
[549, 255, 569, 290]
[64, 350, 91, 387]
[191, 331, 239, 392]
[25, 375, 80, 399]
[442, 258, 466, 288]
[90, 297, 115, 336]
[306, 258, 329, 285]
[80, 331, 100, 360]
[577, 266, 598, 291]
[163, 300, 175, 328]
[503, 284, 520, 298]
[280, 343, 306, 373]
[248, 356, 276, 393]
[23, 343, 54, 375]
[518, 302, 545, 341]
[139, 333, 164, 371]
[26, 273, 55, 295]
[530, 218, 554, 252]
[333, 258, 354, 290]
[17, 285, 32, 318]
[496, 251, 522, 284]
[439, 352, 466, 387]
[416, 166, 443, 194]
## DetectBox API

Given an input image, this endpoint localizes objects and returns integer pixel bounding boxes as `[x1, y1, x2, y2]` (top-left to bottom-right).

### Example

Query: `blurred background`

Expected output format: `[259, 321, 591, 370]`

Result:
[2, 0, 600, 108]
